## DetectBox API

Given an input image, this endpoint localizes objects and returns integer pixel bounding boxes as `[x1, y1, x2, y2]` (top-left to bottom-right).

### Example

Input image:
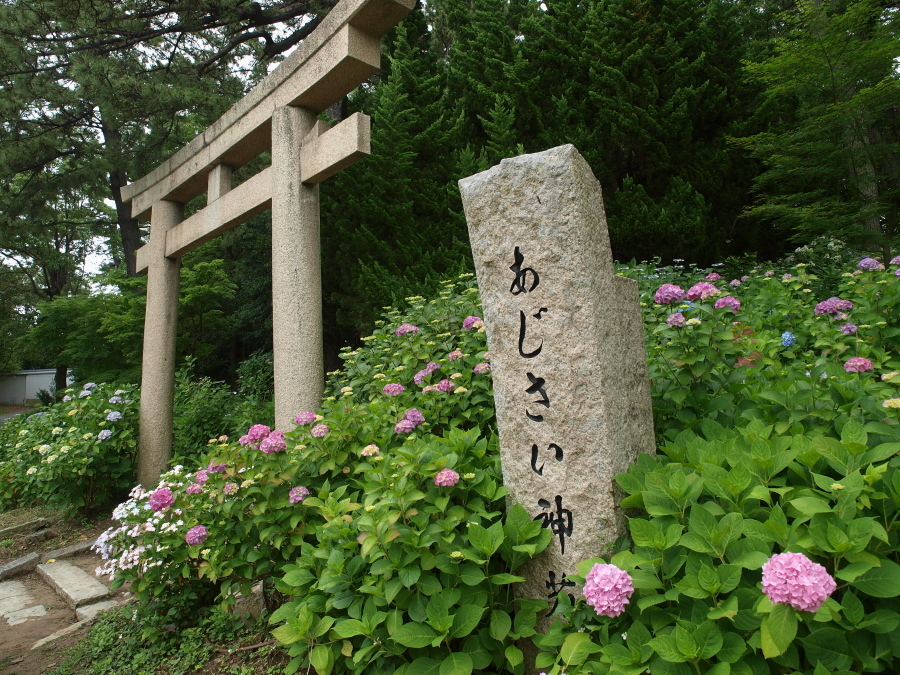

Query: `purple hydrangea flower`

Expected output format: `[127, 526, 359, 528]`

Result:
[148, 488, 174, 512]
[97, 429, 112, 441]
[246, 424, 271, 441]
[382, 383, 405, 396]
[79, 390, 91, 398]
[473, 362, 491, 375]
[404, 408, 425, 425]
[729, 279, 741, 287]
[395, 419, 416, 434]
[814, 300, 839, 315]
[714, 295, 741, 313]
[448, 350, 464, 361]
[289, 486, 310, 503]
[686, 282, 720, 301]
[666, 313, 686, 328]
[858, 257, 884, 271]
[764, 270, 775, 276]
[845, 357, 874, 373]
[185, 525, 208, 546]
[62, 395, 72, 402]
[195, 469, 210, 484]
[828, 297, 853, 311]
[891, 255, 900, 265]
[435, 379, 454, 393]
[294, 411, 317, 425]
[414, 362, 441, 385]
[186, 483, 203, 495]
[583, 563, 634, 618]
[653, 284, 685, 305]
[106, 411, 122, 422]
[208, 463, 227, 474]
[782, 273, 792, 280]
[108, 396, 123, 404]
[762, 552, 836, 612]
[741, 275, 749, 282]
[462, 316, 483, 329]
[396, 323, 420, 336]
[840, 322, 857, 335]
[310, 424, 329, 438]
[706, 272, 721, 282]
[434, 468, 459, 487]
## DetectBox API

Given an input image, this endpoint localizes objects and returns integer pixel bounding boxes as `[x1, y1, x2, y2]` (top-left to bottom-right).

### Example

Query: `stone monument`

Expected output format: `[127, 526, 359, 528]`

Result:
[458, 144, 655, 615]
[122, 0, 415, 488]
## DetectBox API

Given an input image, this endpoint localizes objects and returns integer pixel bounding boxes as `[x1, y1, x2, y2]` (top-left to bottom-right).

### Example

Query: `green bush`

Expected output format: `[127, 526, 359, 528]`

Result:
[0, 382, 139, 511]
[236, 350, 275, 402]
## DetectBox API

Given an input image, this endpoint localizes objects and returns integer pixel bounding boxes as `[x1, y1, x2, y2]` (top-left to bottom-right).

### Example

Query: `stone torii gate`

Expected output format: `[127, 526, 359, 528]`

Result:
[123, 0, 414, 487]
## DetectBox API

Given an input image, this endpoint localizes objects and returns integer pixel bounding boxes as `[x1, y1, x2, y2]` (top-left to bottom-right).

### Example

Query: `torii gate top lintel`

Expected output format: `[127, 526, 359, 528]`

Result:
[122, 0, 414, 225]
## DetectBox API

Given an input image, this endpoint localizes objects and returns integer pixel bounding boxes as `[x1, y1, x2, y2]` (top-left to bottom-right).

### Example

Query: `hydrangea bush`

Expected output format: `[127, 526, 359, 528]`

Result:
[0, 382, 139, 511]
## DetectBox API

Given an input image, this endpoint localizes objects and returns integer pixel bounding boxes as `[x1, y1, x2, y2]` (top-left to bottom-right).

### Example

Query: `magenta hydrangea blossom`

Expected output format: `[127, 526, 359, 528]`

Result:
[435, 379, 454, 392]
[223, 482, 238, 495]
[858, 257, 884, 271]
[414, 361, 441, 385]
[686, 282, 720, 301]
[395, 419, 416, 434]
[185, 525, 208, 546]
[583, 563, 634, 618]
[310, 424, 329, 438]
[246, 424, 271, 441]
[706, 272, 721, 281]
[666, 313, 686, 328]
[814, 300, 839, 315]
[762, 552, 836, 612]
[294, 411, 317, 425]
[186, 483, 203, 495]
[653, 284, 685, 305]
[289, 486, 310, 503]
[148, 488, 174, 512]
[448, 349, 464, 361]
[845, 357, 874, 373]
[714, 295, 741, 313]
[396, 323, 420, 336]
[208, 462, 227, 474]
[462, 316, 483, 329]
[382, 383, 405, 396]
[827, 297, 853, 311]
[404, 408, 425, 425]
[840, 322, 857, 335]
[195, 469, 210, 484]
[473, 362, 491, 375]
[260, 430, 286, 453]
[434, 468, 460, 487]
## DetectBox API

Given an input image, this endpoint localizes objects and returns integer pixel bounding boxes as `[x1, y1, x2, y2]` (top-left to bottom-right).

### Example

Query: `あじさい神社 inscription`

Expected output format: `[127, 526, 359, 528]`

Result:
[458, 144, 655, 621]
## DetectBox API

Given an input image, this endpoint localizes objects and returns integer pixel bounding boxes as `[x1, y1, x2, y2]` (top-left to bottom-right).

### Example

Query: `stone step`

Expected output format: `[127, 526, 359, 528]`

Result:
[43, 535, 98, 563]
[0, 551, 40, 580]
[0, 517, 47, 538]
[36, 561, 109, 609]
[75, 598, 121, 622]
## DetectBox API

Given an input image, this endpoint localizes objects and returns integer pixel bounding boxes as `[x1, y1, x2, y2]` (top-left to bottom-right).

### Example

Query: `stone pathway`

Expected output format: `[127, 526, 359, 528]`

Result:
[0, 519, 130, 673]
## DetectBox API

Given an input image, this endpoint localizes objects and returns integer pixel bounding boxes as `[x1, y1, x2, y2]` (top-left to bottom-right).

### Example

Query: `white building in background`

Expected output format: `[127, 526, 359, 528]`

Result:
[0, 370, 73, 405]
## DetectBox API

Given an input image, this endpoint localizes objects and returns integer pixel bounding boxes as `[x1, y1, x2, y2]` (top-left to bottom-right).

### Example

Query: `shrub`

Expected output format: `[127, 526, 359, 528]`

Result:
[0, 382, 139, 512]
[236, 350, 275, 402]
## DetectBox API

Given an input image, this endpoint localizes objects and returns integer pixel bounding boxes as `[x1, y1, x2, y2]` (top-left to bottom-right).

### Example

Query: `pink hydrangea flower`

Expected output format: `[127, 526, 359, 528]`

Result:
[583, 563, 634, 618]
[148, 488, 174, 512]
[714, 295, 741, 313]
[311, 424, 329, 437]
[653, 284, 685, 305]
[814, 300, 839, 315]
[207, 462, 227, 473]
[448, 349, 464, 361]
[239, 435, 251, 445]
[223, 482, 238, 495]
[666, 313, 686, 328]
[891, 255, 900, 265]
[414, 362, 441, 385]
[185, 525, 208, 546]
[289, 486, 310, 503]
[194, 469, 210, 484]
[828, 297, 853, 311]
[782, 273, 792, 280]
[706, 272, 721, 282]
[186, 483, 203, 495]
[845, 357, 874, 373]
[396, 323, 420, 336]
[361, 444, 380, 456]
[741, 275, 749, 282]
[435, 379, 454, 392]
[246, 424, 271, 441]
[729, 279, 741, 287]
[382, 383, 405, 396]
[686, 282, 720, 301]
[764, 270, 775, 277]
[840, 323, 857, 335]
[260, 430, 286, 453]
[896, 268, 900, 278]
[463, 316, 483, 329]
[395, 419, 416, 434]
[294, 411, 317, 425]
[762, 552, 836, 612]
[473, 362, 491, 375]
[858, 257, 884, 271]
[434, 468, 459, 487]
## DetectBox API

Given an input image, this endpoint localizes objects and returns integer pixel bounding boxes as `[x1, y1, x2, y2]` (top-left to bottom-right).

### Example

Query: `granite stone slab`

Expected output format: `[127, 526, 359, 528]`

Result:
[36, 561, 109, 609]
[0, 518, 47, 538]
[0, 552, 40, 580]
[43, 536, 98, 562]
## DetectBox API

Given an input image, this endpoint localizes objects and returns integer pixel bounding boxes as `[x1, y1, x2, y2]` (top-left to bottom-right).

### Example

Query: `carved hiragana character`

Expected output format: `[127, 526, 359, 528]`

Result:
[509, 246, 539, 295]
[518, 310, 546, 359]
[530, 443, 563, 476]
[533, 495, 573, 554]
[545, 570, 576, 613]
[525, 372, 550, 422]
